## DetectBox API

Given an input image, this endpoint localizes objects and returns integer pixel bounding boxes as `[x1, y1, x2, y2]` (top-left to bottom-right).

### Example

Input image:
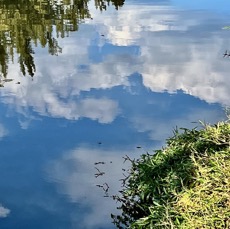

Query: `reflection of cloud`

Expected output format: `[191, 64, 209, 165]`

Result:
[140, 43, 230, 106]
[45, 147, 140, 228]
[0, 123, 8, 138]
[0, 204, 10, 218]
[0, 30, 124, 125]
[88, 3, 230, 106]
[131, 107, 224, 143]
[90, 4, 200, 46]
[1, 59, 120, 124]
[77, 98, 120, 123]
[4, 91, 119, 124]
[1, 1, 230, 127]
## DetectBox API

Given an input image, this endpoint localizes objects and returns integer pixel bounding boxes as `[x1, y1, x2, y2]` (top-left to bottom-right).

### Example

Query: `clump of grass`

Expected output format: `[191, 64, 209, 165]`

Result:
[111, 121, 230, 228]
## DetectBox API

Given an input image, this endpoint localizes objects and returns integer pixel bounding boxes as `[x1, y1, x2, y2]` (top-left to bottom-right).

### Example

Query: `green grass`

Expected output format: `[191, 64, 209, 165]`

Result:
[111, 121, 230, 228]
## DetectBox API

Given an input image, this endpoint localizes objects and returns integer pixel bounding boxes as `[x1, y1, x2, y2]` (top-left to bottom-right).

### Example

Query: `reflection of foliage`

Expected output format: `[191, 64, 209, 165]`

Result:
[95, 0, 125, 11]
[46, 32, 62, 56]
[18, 38, 36, 77]
[111, 0, 125, 10]
[111, 121, 230, 228]
[0, 44, 8, 77]
[0, 0, 91, 77]
[0, 0, 126, 78]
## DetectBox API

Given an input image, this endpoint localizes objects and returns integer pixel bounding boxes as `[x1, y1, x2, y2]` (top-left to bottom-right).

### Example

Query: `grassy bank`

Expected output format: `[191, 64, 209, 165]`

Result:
[111, 121, 230, 228]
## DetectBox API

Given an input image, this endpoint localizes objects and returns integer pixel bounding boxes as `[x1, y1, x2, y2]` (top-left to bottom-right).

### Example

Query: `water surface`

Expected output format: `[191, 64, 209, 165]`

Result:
[0, 0, 229, 228]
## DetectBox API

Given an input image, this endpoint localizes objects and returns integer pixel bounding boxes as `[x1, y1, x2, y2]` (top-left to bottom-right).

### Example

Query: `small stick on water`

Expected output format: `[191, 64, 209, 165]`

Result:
[94, 167, 105, 178]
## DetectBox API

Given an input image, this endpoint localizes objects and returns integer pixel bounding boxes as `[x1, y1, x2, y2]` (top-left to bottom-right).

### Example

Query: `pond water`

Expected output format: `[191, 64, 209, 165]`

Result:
[0, 0, 230, 228]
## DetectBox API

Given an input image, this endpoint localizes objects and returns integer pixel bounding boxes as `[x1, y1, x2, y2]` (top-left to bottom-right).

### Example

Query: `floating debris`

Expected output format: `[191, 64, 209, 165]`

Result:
[103, 182, 109, 192]
[96, 184, 103, 188]
[0, 78, 14, 87]
[94, 161, 105, 165]
[223, 50, 230, 58]
[3, 79, 13, 82]
[94, 167, 105, 178]
[122, 155, 133, 163]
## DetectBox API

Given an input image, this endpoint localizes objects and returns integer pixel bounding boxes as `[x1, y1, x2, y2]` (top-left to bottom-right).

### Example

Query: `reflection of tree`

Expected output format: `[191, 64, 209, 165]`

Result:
[0, 0, 125, 78]
[18, 38, 36, 77]
[0, 0, 91, 77]
[0, 44, 8, 78]
[46, 32, 62, 56]
[95, 0, 125, 11]
[111, 0, 125, 10]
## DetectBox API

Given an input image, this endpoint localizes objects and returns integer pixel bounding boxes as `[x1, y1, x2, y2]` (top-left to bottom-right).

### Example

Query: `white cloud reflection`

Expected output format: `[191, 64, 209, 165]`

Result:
[88, 2, 230, 106]
[0, 204, 10, 218]
[1, 59, 120, 124]
[0, 1, 229, 128]
[0, 123, 8, 138]
[45, 146, 140, 228]
[131, 107, 223, 143]
[140, 40, 230, 106]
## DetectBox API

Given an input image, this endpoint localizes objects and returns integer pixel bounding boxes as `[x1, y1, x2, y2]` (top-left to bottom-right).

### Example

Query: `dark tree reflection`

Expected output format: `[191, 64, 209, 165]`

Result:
[0, 44, 8, 78]
[0, 0, 125, 78]
[18, 38, 36, 77]
[95, 0, 125, 11]
[111, 0, 125, 10]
